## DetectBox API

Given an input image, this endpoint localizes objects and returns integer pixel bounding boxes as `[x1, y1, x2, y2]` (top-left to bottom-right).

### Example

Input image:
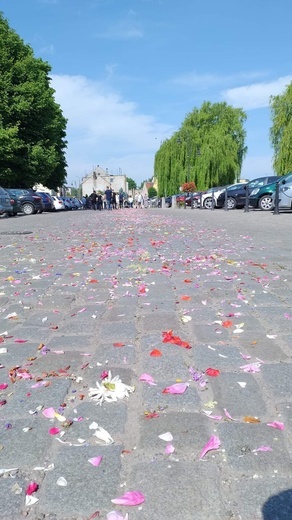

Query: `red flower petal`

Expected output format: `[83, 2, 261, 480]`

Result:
[205, 368, 220, 377]
[150, 349, 162, 357]
[26, 482, 39, 495]
[113, 342, 125, 347]
[222, 320, 233, 328]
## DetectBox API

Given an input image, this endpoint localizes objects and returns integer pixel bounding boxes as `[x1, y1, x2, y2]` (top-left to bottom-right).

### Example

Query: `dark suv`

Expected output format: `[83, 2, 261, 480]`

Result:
[5, 189, 44, 215]
[216, 176, 280, 209]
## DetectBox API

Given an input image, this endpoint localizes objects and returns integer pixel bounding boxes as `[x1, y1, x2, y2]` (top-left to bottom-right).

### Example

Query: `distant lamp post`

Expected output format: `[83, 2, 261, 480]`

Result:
[76, 176, 81, 198]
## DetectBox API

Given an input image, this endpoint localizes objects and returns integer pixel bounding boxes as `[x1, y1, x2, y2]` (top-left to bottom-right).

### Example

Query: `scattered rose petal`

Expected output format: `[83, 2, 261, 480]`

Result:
[243, 416, 261, 423]
[88, 456, 103, 467]
[165, 444, 175, 454]
[150, 349, 162, 357]
[139, 373, 156, 385]
[162, 382, 188, 394]
[111, 490, 145, 506]
[199, 435, 221, 459]
[113, 342, 125, 347]
[205, 368, 220, 377]
[253, 446, 273, 452]
[26, 482, 39, 495]
[49, 427, 61, 435]
[42, 407, 55, 419]
[267, 421, 284, 430]
[107, 512, 129, 520]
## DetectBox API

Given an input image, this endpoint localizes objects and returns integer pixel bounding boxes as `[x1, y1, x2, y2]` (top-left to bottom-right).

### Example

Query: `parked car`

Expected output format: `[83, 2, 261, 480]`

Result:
[36, 192, 55, 212]
[216, 176, 280, 209]
[249, 173, 292, 211]
[51, 196, 65, 211]
[8, 193, 22, 216]
[4, 188, 44, 215]
[0, 187, 13, 217]
[193, 186, 228, 209]
[273, 177, 292, 210]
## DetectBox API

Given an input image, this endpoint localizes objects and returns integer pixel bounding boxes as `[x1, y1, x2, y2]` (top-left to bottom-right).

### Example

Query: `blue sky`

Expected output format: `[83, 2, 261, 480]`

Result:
[2, 0, 292, 187]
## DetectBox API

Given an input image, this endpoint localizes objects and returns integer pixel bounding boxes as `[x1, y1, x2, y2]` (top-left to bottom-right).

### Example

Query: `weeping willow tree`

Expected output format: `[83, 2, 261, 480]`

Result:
[270, 81, 292, 175]
[154, 101, 247, 195]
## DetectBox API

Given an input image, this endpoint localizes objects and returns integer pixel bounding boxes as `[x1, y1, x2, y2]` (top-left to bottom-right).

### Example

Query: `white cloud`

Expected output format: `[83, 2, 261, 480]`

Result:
[172, 71, 265, 89]
[222, 76, 292, 110]
[39, 44, 55, 55]
[51, 74, 174, 184]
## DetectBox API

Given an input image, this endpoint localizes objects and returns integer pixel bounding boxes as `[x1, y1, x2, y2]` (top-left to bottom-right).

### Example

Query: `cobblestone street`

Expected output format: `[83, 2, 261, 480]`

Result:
[0, 208, 292, 520]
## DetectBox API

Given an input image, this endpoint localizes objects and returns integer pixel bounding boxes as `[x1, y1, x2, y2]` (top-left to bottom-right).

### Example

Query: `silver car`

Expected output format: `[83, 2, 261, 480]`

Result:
[0, 187, 13, 217]
[274, 178, 292, 210]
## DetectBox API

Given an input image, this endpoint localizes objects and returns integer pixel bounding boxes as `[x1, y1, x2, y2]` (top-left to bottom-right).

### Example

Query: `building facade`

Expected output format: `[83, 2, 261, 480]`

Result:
[81, 166, 128, 196]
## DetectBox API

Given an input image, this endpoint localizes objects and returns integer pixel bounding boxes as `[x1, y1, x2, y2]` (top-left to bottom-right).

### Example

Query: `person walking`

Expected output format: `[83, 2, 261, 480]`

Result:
[119, 192, 124, 209]
[96, 192, 103, 211]
[128, 195, 133, 208]
[104, 186, 112, 210]
[111, 191, 117, 210]
[137, 193, 143, 208]
[89, 190, 97, 210]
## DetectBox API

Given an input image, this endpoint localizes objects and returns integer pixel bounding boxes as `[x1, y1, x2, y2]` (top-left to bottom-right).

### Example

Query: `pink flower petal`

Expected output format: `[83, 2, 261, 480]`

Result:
[162, 382, 188, 394]
[42, 407, 55, 418]
[0, 383, 8, 389]
[224, 408, 238, 421]
[88, 456, 103, 467]
[14, 339, 28, 343]
[139, 373, 156, 385]
[267, 421, 285, 430]
[165, 444, 175, 454]
[199, 435, 221, 459]
[26, 481, 39, 495]
[253, 446, 273, 452]
[49, 427, 61, 435]
[111, 491, 145, 506]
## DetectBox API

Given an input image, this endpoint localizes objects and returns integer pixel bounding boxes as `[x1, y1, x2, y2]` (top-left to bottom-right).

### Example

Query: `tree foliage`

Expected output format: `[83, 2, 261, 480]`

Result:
[270, 81, 292, 175]
[154, 102, 247, 195]
[148, 186, 157, 198]
[0, 13, 67, 189]
[126, 177, 137, 190]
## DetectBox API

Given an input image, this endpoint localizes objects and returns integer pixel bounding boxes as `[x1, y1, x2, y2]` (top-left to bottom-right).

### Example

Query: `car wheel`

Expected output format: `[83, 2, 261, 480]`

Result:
[38, 210, 43, 214]
[227, 197, 236, 209]
[193, 200, 199, 208]
[203, 197, 213, 209]
[22, 203, 35, 215]
[259, 195, 274, 211]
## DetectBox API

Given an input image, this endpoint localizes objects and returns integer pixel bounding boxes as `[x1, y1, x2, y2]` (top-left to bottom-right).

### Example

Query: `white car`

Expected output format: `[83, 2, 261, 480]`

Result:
[52, 196, 65, 210]
[196, 186, 229, 209]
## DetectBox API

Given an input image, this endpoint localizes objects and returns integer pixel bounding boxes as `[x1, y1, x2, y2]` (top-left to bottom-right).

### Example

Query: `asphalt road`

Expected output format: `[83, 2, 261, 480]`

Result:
[0, 207, 292, 520]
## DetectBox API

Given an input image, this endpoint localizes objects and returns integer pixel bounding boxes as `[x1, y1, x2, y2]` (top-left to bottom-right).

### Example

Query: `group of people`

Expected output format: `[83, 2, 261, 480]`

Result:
[82, 189, 146, 210]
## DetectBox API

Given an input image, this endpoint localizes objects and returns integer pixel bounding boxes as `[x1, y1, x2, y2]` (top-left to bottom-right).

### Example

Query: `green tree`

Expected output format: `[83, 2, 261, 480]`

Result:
[126, 177, 137, 190]
[0, 13, 67, 189]
[270, 81, 292, 175]
[154, 102, 247, 195]
[148, 186, 157, 198]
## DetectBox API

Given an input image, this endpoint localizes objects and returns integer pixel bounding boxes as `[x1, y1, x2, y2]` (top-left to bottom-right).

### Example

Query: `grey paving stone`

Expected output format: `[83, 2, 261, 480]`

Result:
[98, 321, 138, 343]
[208, 372, 267, 416]
[91, 342, 136, 365]
[46, 335, 94, 351]
[0, 418, 54, 469]
[0, 477, 26, 520]
[217, 422, 292, 472]
[139, 351, 189, 380]
[125, 461, 224, 520]
[235, 476, 292, 520]
[38, 445, 122, 517]
[139, 311, 181, 332]
[192, 345, 242, 370]
[261, 364, 292, 399]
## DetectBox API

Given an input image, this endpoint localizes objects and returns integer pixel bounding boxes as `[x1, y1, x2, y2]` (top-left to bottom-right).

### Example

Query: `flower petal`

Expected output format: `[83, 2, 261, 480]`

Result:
[139, 373, 156, 385]
[267, 421, 285, 430]
[26, 482, 39, 495]
[165, 444, 175, 454]
[42, 407, 55, 419]
[111, 491, 145, 506]
[158, 432, 173, 442]
[199, 435, 221, 459]
[162, 382, 188, 394]
[107, 512, 129, 520]
[49, 427, 61, 435]
[88, 456, 102, 467]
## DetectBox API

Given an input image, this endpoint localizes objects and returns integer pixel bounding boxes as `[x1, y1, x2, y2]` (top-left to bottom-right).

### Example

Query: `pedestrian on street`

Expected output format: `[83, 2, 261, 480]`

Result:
[119, 192, 124, 209]
[138, 193, 143, 208]
[105, 186, 112, 210]
[128, 195, 133, 208]
[96, 192, 103, 211]
[90, 190, 97, 210]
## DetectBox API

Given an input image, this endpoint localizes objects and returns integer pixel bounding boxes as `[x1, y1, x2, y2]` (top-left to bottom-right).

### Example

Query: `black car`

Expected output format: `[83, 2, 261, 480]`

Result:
[5, 189, 44, 215]
[216, 176, 280, 209]
[36, 192, 55, 212]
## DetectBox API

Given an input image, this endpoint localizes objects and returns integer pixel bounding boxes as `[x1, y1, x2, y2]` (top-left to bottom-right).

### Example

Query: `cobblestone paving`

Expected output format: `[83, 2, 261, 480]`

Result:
[0, 208, 291, 520]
